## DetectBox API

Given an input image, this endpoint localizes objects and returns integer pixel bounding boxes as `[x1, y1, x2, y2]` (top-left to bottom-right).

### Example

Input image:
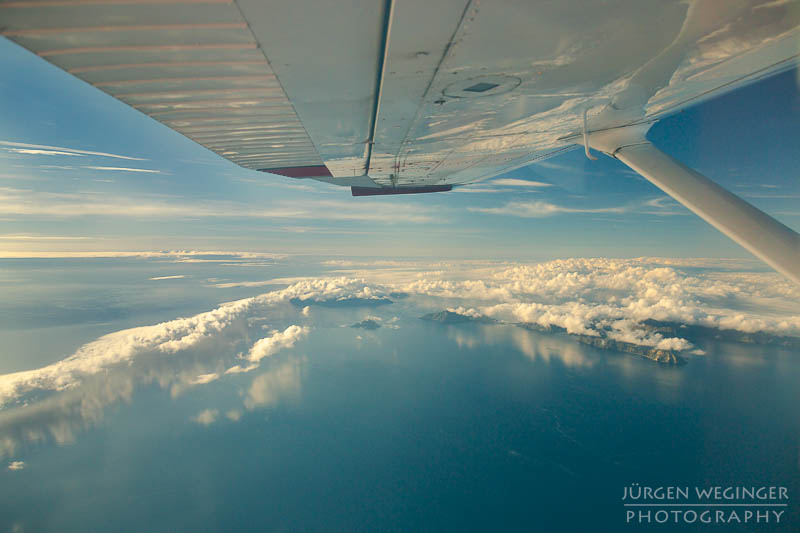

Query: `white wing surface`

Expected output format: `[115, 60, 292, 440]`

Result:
[3, 0, 797, 185]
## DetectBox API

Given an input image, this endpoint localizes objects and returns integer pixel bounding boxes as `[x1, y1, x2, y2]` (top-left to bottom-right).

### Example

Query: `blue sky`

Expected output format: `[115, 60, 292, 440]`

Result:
[1, 36, 797, 260]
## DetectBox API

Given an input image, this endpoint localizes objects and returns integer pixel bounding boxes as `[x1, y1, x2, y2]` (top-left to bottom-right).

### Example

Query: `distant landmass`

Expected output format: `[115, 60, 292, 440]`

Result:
[420, 310, 496, 324]
[574, 335, 686, 365]
[640, 319, 800, 349]
[421, 310, 799, 366]
[516, 322, 686, 365]
[351, 319, 381, 330]
[290, 297, 393, 308]
[422, 310, 689, 365]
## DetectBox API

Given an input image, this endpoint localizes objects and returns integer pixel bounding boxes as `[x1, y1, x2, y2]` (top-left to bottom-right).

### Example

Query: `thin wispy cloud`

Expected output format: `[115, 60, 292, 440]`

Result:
[639, 196, 688, 216]
[0, 250, 288, 259]
[212, 279, 281, 289]
[740, 193, 800, 199]
[7, 148, 83, 157]
[453, 186, 506, 193]
[0, 187, 442, 223]
[469, 200, 627, 217]
[491, 178, 553, 187]
[0, 140, 145, 161]
[233, 176, 322, 192]
[0, 233, 89, 241]
[148, 275, 185, 281]
[188, 373, 220, 386]
[469, 196, 691, 218]
[84, 166, 161, 174]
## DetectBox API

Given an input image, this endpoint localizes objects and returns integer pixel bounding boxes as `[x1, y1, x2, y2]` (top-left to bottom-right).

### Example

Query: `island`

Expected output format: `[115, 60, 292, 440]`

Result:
[421, 310, 686, 365]
[351, 319, 381, 330]
[573, 335, 686, 365]
[420, 310, 496, 324]
[639, 319, 800, 349]
[517, 322, 687, 365]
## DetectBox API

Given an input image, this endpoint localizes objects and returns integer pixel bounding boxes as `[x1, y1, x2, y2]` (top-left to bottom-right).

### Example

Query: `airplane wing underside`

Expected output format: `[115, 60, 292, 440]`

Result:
[2, 0, 798, 187]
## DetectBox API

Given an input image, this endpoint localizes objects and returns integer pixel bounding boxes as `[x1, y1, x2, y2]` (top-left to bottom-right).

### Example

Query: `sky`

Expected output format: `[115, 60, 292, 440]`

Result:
[0, 36, 799, 260]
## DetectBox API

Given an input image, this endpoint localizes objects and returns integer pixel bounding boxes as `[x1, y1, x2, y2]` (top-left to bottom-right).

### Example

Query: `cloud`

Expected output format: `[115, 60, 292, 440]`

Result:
[84, 166, 161, 174]
[453, 186, 506, 193]
[0, 277, 356, 461]
[8, 460, 24, 470]
[279, 277, 395, 305]
[8, 149, 83, 157]
[191, 409, 218, 426]
[0, 285, 318, 410]
[0, 140, 145, 161]
[244, 359, 302, 410]
[640, 196, 688, 216]
[468, 200, 627, 217]
[491, 178, 553, 187]
[401, 258, 800, 344]
[0, 276, 396, 457]
[148, 275, 185, 281]
[188, 373, 219, 386]
[0, 187, 440, 223]
[0, 250, 288, 260]
[469, 197, 692, 218]
[0, 234, 89, 241]
[246, 326, 309, 364]
[211, 279, 281, 289]
[0, 260, 797, 459]
[227, 325, 309, 373]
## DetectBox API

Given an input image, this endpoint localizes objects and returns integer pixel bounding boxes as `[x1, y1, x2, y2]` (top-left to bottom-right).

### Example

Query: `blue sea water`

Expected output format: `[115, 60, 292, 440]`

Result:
[0, 258, 798, 532]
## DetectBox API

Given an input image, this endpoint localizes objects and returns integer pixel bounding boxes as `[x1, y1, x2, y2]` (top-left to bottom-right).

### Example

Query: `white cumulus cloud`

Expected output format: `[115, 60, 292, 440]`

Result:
[191, 409, 218, 426]
[398, 257, 800, 348]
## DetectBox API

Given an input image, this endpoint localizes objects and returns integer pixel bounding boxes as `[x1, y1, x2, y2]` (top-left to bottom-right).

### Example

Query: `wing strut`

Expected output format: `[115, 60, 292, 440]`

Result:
[587, 124, 800, 285]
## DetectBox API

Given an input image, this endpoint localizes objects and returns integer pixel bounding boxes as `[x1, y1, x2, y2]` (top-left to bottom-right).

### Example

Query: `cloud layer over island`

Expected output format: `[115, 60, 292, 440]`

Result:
[0, 257, 797, 458]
